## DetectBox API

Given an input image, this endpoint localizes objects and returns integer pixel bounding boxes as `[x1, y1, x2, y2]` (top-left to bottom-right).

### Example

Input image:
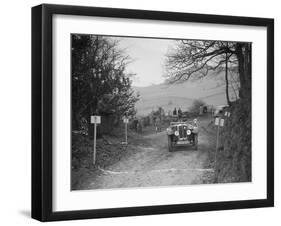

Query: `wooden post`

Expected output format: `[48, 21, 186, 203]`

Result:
[214, 117, 225, 182]
[214, 122, 220, 170]
[93, 122, 97, 165]
[122, 117, 129, 145]
[91, 115, 101, 165]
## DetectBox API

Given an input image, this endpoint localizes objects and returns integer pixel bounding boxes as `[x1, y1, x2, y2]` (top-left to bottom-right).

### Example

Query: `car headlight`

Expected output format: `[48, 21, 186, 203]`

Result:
[174, 131, 179, 136]
[186, 130, 191, 135]
[188, 125, 193, 130]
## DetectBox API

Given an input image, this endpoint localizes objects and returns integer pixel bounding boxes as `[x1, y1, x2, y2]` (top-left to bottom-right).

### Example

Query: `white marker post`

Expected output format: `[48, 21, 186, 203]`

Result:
[91, 115, 101, 165]
[214, 117, 224, 171]
[122, 117, 129, 145]
[225, 111, 231, 117]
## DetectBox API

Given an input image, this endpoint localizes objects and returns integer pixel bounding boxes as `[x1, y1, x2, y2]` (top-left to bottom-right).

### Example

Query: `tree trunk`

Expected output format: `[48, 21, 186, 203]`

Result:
[236, 43, 251, 100]
[225, 52, 231, 105]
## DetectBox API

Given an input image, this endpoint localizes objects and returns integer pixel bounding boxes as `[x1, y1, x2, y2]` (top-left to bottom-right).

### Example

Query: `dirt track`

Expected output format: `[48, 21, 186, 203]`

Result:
[86, 118, 214, 189]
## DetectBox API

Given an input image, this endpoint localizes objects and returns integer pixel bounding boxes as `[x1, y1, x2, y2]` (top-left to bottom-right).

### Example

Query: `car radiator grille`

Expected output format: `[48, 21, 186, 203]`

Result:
[178, 125, 187, 138]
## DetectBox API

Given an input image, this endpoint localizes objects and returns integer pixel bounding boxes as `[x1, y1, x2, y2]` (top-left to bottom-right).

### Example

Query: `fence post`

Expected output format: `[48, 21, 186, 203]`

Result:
[93, 122, 97, 165]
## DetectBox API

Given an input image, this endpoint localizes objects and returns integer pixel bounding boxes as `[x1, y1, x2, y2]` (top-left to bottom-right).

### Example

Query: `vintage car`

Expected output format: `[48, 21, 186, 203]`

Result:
[166, 119, 199, 152]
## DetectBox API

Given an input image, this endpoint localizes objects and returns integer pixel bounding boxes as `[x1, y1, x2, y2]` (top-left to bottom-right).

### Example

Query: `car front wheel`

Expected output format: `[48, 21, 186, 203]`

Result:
[168, 135, 174, 152]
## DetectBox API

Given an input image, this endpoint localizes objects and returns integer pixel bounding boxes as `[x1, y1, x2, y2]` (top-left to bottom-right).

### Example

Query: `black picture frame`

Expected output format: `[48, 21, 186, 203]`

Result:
[32, 3, 274, 222]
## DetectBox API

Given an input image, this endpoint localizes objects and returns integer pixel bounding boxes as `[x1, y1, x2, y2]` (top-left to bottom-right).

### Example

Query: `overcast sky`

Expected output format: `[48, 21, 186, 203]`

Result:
[118, 37, 174, 87]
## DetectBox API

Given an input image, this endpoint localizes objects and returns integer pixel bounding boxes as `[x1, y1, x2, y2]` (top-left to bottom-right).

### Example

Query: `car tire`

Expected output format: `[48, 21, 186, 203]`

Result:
[168, 135, 174, 152]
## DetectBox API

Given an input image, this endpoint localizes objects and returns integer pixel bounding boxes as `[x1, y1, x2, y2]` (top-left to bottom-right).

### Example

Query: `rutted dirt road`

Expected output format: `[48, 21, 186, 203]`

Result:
[85, 119, 215, 190]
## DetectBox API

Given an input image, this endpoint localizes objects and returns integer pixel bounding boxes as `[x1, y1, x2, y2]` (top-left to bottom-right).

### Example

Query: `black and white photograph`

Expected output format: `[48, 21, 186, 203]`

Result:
[0, 0, 277, 223]
[71, 34, 252, 190]
[29, 2, 275, 222]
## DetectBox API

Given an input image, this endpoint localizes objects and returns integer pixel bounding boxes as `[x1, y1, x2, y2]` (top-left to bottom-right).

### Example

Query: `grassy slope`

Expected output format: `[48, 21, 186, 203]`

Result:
[133, 72, 238, 116]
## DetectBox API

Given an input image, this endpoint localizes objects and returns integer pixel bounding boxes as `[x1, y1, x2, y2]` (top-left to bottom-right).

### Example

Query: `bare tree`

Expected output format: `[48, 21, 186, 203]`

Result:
[165, 40, 251, 104]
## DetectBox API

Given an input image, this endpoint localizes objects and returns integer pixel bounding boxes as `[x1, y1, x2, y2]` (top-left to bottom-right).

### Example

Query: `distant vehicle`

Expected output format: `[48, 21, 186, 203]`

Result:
[166, 119, 199, 152]
[214, 105, 229, 117]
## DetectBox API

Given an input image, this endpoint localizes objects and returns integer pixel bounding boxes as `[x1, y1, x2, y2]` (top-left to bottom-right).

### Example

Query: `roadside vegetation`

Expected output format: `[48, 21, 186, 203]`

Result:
[72, 34, 139, 138]
[71, 34, 139, 186]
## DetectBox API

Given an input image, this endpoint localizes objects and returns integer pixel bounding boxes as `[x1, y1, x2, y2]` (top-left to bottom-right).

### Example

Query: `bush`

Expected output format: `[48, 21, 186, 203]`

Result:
[72, 133, 92, 170]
